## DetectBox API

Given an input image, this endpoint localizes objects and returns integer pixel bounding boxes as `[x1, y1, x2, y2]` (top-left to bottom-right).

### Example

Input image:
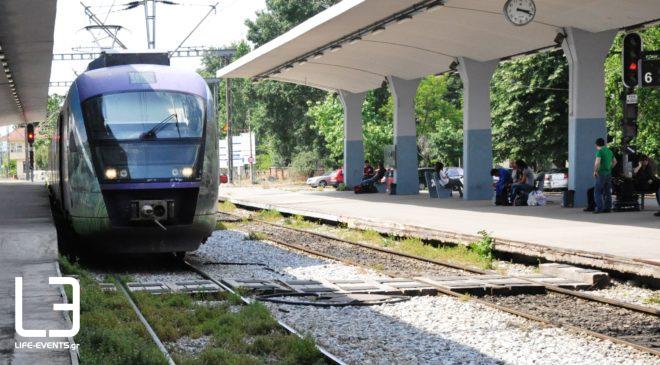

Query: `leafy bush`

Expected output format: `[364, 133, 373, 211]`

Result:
[291, 150, 319, 178]
[469, 230, 494, 261]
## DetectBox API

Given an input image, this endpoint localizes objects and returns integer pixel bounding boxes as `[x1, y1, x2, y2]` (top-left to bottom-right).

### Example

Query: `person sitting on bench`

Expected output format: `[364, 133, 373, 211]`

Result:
[360, 162, 386, 187]
[433, 162, 463, 197]
[491, 167, 512, 205]
[634, 155, 658, 192]
[363, 160, 374, 179]
[509, 159, 535, 205]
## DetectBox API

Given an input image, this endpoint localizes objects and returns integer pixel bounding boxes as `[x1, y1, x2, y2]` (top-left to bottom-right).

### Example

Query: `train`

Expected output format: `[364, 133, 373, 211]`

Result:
[47, 52, 218, 255]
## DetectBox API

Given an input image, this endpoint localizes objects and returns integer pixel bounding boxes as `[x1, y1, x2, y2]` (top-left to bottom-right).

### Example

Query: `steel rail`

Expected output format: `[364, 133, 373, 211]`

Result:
[225, 217, 660, 357]
[181, 260, 348, 365]
[223, 210, 659, 317]
[115, 276, 177, 365]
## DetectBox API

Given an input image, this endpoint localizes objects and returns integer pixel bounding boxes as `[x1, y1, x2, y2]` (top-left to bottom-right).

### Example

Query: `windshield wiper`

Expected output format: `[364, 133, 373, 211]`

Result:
[140, 113, 179, 140]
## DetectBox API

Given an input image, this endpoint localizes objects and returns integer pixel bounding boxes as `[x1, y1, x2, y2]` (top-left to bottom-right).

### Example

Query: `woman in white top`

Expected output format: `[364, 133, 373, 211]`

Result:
[434, 162, 463, 197]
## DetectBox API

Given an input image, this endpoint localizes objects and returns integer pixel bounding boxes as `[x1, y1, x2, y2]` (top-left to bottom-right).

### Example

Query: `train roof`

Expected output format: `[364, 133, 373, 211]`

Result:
[75, 64, 208, 102]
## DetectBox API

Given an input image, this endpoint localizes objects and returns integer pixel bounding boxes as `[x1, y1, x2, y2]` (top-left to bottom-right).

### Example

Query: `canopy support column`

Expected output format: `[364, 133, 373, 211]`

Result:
[339, 90, 366, 188]
[387, 76, 421, 195]
[458, 57, 498, 200]
[561, 28, 616, 207]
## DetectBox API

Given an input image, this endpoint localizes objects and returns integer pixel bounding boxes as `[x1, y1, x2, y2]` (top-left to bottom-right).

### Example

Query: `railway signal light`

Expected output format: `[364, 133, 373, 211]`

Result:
[26, 123, 35, 145]
[622, 33, 642, 88]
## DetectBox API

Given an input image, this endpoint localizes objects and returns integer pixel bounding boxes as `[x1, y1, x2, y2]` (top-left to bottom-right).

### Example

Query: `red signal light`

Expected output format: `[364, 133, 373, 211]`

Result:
[26, 124, 35, 145]
[628, 62, 638, 71]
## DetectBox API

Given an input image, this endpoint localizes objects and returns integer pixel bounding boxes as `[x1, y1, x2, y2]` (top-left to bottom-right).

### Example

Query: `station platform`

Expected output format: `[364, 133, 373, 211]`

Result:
[0, 182, 75, 365]
[219, 186, 660, 280]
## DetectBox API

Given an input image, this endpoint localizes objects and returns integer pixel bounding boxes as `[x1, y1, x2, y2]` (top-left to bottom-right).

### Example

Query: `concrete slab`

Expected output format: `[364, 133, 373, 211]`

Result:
[0, 181, 75, 365]
[539, 263, 610, 287]
[219, 186, 660, 279]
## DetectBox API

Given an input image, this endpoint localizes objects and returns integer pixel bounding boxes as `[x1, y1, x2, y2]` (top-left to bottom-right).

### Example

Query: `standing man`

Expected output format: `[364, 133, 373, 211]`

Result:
[593, 138, 617, 214]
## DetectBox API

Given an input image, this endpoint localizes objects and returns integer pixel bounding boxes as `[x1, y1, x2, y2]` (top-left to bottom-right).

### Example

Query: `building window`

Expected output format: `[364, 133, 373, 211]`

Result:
[10, 142, 23, 153]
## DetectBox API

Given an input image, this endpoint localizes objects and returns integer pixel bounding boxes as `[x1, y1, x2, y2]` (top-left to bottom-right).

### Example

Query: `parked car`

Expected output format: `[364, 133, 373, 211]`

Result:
[306, 173, 331, 188]
[446, 167, 464, 185]
[539, 168, 568, 191]
[329, 168, 344, 187]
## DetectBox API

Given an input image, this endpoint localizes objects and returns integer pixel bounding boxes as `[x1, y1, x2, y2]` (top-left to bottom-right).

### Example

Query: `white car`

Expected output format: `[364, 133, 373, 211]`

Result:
[306, 174, 331, 188]
[541, 169, 568, 191]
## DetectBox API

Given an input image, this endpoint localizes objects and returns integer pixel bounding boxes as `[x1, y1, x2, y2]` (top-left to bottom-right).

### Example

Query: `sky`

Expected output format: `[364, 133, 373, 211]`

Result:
[49, 0, 266, 95]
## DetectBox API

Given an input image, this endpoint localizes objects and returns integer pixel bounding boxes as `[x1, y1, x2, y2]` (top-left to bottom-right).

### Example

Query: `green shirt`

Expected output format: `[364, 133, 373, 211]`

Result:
[596, 147, 614, 174]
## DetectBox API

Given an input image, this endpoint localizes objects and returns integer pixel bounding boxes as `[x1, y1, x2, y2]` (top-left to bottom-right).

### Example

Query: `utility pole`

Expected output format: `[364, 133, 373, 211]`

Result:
[226, 77, 233, 184]
[248, 121, 254, 184]
[144, 0, 156, 49]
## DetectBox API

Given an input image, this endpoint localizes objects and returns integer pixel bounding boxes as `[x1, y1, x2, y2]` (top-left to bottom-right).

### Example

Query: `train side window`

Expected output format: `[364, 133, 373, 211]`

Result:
[67, 108, 78, 152]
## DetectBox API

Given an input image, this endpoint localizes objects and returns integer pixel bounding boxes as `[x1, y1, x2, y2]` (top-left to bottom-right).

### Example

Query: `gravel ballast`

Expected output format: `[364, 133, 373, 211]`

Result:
[188, 230, 659, 365]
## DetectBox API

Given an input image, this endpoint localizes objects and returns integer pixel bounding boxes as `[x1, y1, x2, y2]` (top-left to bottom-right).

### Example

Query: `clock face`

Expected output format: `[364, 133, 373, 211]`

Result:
[504, 0, 536, 26]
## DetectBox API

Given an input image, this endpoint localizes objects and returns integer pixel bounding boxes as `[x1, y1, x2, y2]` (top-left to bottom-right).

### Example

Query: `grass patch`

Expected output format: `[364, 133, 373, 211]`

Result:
[389, 237, 493, 270]
[131, 289, 326, 364]
[245, 231, 268, 241]
[58, 257, 168, 365]
[283, 215, 317, 229]
[339, 229, 391, 247]
[255, 209, 282, 222]
[215, 221, 227, 231]
[643, 293, 660, 305]
[218, 201, 237, 212]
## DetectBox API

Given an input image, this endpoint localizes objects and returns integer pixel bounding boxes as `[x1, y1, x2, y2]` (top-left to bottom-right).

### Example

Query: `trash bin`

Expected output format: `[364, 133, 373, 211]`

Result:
[562, 190, 575, 208]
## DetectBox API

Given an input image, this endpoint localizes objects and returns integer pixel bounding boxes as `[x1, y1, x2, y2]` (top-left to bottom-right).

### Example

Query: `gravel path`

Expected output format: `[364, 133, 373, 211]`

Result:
[223, 208, 660, 311]
[590, 280, 660, 310]
[191, 229, 660, 365]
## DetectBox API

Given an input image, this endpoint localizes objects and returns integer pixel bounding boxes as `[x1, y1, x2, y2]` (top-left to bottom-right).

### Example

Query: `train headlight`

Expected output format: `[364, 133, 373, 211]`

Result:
[119, 169, 129, 178]
[105, 168, 117, 180]
[181, 167, 193, 177]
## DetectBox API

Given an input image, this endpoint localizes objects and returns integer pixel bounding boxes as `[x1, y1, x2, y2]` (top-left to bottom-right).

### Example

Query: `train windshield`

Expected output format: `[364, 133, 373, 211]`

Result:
[82, 91, 206, 182]
[84, 91, 205, 140]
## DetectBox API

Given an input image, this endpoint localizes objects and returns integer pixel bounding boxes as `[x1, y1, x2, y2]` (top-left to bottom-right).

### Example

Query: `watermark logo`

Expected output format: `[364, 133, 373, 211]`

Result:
[14, 277, 80, 338]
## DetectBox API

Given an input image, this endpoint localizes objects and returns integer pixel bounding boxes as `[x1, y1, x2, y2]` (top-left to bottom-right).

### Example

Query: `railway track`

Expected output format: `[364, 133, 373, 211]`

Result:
[218, 210, 660, 357]
[108, 256, 347, 365]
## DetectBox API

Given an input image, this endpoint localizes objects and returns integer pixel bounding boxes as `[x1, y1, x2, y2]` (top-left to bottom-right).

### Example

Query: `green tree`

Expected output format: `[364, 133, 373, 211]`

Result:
[243, 0, 341, 164]
[34, 94, 65, 169]
[245, 0, 338, 47]
[308, 91, 394, 166]
[491, 50, 569, 169]
[415, 74, 463, 166]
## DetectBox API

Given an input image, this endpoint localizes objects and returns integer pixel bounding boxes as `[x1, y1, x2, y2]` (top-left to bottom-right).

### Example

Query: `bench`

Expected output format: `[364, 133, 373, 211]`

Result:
[424, 171, 452, 198]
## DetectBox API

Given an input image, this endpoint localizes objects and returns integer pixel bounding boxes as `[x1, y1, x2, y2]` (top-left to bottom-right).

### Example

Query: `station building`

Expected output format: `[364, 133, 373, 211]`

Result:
[217, 0, 660, 206]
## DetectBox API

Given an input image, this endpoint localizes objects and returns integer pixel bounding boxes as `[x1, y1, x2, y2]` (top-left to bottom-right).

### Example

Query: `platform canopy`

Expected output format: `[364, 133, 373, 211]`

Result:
[217, 0, 660, 93]
[0, 0, 57, 126]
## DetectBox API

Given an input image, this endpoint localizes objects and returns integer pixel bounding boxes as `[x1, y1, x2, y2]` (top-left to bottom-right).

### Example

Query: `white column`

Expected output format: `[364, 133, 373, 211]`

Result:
[457, 57, 498, 200]
[387, 76, 421, 195]
[339, 90, 366, 188]
[561, 28, 616, 206]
